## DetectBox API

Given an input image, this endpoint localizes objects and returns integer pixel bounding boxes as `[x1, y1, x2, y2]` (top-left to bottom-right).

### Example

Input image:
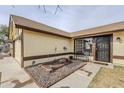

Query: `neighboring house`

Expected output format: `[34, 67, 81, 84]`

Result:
[9, 15, 124, 68]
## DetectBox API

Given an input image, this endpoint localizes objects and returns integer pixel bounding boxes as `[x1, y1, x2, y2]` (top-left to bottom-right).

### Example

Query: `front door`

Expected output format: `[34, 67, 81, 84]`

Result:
[95, 36, 110, 62]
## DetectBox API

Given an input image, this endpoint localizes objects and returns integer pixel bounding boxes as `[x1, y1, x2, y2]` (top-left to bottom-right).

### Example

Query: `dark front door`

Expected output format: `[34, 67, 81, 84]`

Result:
[95, 36, 110, 62]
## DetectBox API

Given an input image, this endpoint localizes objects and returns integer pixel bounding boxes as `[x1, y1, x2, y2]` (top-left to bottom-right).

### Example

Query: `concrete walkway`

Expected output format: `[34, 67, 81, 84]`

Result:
[51, 62, 101, 88]
[0, 57, 38, 88]
[0, 57, 112, 88]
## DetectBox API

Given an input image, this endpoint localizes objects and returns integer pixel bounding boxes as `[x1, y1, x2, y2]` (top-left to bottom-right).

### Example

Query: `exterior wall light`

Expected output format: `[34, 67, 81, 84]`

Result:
[116, 37, 121, 42]
[55, 47, 57, 53]
[63, 46, 67, 51]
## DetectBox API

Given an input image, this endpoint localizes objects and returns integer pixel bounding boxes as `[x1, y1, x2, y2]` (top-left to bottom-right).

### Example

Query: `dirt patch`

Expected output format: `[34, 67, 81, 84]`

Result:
[88, 66, 124, 88]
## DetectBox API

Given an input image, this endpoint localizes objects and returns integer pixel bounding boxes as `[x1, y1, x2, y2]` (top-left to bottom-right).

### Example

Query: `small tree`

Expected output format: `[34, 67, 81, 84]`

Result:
[0, 24, 8, 44]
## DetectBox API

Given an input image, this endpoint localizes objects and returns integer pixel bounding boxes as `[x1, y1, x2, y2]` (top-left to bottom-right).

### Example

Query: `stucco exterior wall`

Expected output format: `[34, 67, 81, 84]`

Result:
[9, 17, 16, 40]
[9, 18, 16, 56]
[23, 30, 74, 67]
[15, 39, 21, 64]
[14, 28, 22, 65]
[71, 38, 74, 52]
[23, 30, 73, 57]
[113, 31, 124, 66]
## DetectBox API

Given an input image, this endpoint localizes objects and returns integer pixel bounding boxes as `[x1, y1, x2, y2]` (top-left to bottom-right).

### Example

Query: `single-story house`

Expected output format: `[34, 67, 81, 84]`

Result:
[9, 15, 124, 68]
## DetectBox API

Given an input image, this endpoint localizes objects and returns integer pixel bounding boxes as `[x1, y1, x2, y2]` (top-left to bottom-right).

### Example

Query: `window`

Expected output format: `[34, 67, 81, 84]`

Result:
[83, 38, 93, 53]
[75, 39, 83, 54]
[75, 38, 93, 54]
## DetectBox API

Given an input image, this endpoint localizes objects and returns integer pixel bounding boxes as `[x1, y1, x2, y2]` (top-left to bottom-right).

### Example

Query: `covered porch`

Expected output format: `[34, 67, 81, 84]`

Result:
[74, 34, 113, 64]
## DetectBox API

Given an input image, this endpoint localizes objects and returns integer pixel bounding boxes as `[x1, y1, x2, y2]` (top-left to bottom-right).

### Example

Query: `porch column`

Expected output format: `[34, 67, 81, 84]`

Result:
[92, 38, 96, 61]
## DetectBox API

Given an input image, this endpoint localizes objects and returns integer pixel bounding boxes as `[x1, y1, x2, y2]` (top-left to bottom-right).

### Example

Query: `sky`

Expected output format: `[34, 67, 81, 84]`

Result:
[0, 5, 124, 32]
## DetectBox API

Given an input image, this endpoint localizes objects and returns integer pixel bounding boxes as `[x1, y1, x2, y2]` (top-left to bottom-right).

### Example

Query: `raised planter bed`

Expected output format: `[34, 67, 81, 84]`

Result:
[38, 58, 72, 73]
[25, 58, 87, 88]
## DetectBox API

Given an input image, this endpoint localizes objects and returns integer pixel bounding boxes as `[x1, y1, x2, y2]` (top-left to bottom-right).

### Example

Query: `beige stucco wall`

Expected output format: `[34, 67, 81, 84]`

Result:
[113, 59, 124, 66]
[9, 18, 16, 56]
[14, 28, 22, 65]
[113, 31, 124, 66]
[15, 39, 21, 64]
[71, 38, 74, 52]
[23, 30, 74, 67]
[23, 30, 73, 57]
[113, 31, 124, 56]
[14, 28, 22, 64]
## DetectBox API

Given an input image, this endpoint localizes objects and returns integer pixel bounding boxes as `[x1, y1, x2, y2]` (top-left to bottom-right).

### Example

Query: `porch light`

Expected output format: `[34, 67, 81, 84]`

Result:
[63, 46, 67, 51]
[116, 37, 121, 42]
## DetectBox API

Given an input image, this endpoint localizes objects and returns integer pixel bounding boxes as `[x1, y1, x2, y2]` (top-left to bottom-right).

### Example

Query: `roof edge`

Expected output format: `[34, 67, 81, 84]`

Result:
[10, 14, 124, 38]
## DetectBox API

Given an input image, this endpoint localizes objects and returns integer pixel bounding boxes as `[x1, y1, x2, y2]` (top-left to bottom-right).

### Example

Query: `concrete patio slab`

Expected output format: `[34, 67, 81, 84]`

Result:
[0, 57, 38, 88]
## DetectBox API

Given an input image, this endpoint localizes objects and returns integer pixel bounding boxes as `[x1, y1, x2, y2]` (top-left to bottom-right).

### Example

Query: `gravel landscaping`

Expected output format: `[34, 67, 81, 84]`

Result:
[25, 59, 87, 88]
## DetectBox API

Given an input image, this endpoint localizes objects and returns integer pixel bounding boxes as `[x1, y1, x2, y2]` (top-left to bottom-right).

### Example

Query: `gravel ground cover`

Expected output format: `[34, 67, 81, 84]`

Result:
[25, 59, 86, 88]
